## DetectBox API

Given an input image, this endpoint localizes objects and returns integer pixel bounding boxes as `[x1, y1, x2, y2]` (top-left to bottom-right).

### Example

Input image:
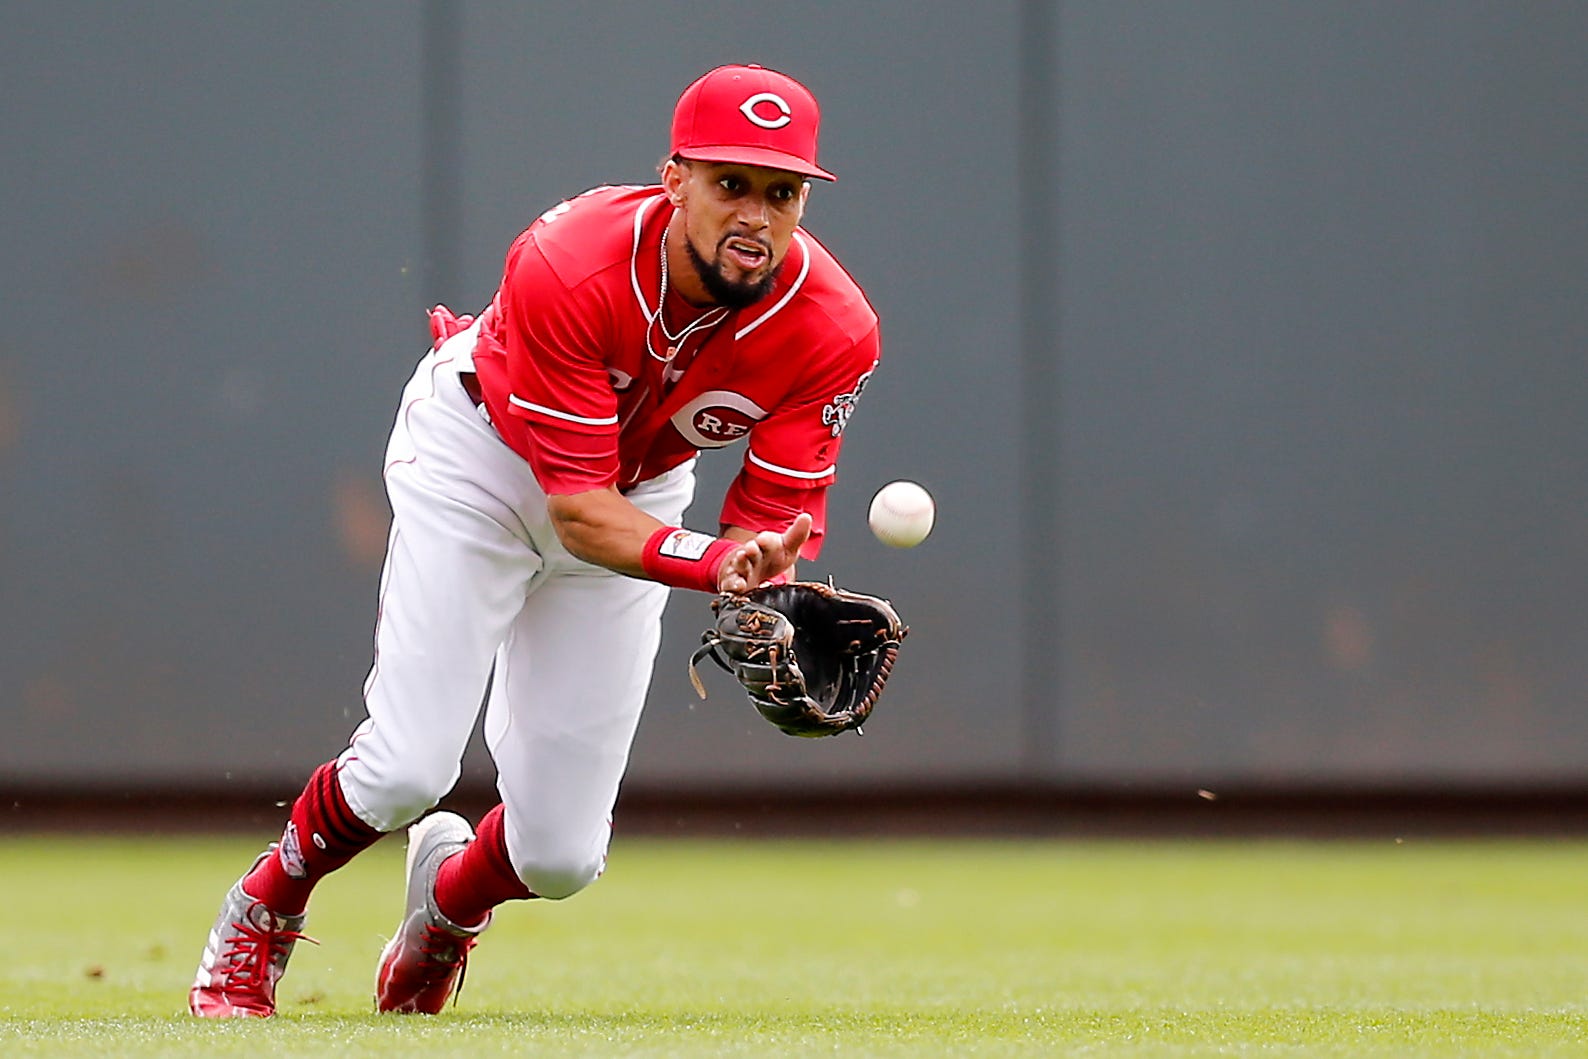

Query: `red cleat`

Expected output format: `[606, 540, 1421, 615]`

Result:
[375, 812, 490, 1014]
[189, 853, 312, 1018]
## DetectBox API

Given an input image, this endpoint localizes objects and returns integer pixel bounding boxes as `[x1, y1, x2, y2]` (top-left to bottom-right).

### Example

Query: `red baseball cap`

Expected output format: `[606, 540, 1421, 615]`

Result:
[670, 64, 836, 182]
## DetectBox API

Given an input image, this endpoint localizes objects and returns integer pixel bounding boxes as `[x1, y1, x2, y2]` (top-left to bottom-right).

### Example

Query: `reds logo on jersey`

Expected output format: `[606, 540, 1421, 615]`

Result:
[692, 407, 755, 443]
[822, 368, 873, 438]
[672, 390, 768, 448]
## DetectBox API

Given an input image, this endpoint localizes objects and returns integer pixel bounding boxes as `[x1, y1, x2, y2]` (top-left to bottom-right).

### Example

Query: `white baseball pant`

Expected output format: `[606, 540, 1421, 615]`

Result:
[335, 323, 694, 899]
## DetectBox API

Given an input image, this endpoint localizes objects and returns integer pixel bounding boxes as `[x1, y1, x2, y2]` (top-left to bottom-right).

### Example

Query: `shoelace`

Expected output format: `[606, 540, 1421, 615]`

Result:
[219, 902, 316, 987]
[416, 923, 477, 1005]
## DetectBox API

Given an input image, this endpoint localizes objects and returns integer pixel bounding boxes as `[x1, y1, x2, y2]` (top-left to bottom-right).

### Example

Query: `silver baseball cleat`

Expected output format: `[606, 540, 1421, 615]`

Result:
[188, 848, 312, 1018]
[374, 811, 491, 1014]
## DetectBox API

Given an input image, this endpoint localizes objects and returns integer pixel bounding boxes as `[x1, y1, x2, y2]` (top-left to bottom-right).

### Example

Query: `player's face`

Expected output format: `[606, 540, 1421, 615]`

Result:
[665, 160, 809, 307]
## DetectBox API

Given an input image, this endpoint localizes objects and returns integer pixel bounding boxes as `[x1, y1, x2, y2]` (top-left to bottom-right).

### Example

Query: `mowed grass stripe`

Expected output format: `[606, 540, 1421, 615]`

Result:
[1, 836, 1584, 1056]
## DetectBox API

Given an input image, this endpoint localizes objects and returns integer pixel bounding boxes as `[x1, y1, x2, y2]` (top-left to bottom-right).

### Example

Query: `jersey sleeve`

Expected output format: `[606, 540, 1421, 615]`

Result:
[720, 322, 881, 559]
[720, 475, 831, 558]
[498, 235, 621, 494]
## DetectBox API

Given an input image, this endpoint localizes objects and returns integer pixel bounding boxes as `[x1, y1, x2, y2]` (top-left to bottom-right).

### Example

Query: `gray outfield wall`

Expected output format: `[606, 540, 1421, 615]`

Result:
[2, 2, 1584, 791]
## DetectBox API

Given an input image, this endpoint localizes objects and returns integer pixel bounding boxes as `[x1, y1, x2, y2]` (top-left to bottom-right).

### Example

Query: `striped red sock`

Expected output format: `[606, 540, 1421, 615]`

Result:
[434, 803, 535, 927]
[243, 761, 384, 915]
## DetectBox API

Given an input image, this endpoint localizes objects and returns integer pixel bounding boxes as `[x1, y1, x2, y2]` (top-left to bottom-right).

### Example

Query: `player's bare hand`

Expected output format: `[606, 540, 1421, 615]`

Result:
[717, 513, 812, 593]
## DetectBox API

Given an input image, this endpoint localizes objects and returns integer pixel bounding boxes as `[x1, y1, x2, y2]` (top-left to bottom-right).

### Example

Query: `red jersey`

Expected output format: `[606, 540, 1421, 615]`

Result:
[470, 185, 881, 557]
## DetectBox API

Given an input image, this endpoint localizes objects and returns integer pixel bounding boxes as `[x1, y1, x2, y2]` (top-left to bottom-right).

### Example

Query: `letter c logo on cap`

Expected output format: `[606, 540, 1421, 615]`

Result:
[739, 92, 792, 130]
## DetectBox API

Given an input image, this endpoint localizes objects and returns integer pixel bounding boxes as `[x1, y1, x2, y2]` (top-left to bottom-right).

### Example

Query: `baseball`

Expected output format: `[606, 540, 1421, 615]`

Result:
[868, 480, 935, 548]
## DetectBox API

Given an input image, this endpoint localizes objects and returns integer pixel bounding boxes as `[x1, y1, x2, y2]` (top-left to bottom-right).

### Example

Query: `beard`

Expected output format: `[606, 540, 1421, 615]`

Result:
[686, 236, 782, 308]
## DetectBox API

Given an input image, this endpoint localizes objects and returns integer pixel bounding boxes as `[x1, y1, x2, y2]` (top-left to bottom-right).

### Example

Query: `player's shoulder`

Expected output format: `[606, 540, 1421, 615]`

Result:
[517, 184, 664, 289]
[768, 228, 878, 345]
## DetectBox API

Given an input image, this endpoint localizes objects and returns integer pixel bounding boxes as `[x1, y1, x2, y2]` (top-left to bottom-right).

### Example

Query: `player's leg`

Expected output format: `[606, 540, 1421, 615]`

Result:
[486, 567, 674, 896]
[193, 330, 540, 1017]
[335, 468, 541, 832]
[375, 463, 694, 1012]
[472, 460, 695, 904]
[374, 568, 675, 1014]
[269, 332, 536, 887]
[353, 468, 545, 1016]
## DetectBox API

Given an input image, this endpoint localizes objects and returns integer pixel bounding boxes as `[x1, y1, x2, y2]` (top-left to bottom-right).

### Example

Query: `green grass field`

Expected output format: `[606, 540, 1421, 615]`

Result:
[0, 834, 1583, 1056]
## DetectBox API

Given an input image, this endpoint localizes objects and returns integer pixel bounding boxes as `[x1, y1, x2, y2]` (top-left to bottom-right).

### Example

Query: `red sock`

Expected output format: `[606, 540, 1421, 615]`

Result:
[434, 803, 535, 927]
[243, 761, 384, 915]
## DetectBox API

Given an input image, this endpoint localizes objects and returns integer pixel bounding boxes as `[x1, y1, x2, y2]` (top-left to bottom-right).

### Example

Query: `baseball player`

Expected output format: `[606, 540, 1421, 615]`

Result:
[189, 63, 880, 1017]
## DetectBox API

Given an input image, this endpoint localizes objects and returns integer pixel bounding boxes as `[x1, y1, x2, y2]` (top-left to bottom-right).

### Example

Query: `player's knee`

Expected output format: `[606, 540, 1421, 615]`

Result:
[352, 768, 458, 833]
[515, 851, 605, 901]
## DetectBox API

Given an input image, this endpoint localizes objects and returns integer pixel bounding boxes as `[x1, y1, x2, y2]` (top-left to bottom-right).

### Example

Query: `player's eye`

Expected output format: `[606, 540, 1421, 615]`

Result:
[719, 176, 745, 194]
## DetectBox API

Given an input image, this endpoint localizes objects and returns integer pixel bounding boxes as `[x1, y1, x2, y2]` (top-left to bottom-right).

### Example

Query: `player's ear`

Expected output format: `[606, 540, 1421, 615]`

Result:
[662, 157, 689, 207]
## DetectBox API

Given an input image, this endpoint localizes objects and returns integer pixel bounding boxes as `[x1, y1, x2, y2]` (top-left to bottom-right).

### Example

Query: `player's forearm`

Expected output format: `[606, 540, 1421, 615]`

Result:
[547, 488, 746, 590]
[546, 487, 665, 578]
[546, 490, 807, 594]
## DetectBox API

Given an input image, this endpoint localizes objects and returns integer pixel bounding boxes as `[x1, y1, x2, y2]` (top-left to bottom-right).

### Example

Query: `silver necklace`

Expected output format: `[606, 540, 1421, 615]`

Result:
[649, 219, 728, 363]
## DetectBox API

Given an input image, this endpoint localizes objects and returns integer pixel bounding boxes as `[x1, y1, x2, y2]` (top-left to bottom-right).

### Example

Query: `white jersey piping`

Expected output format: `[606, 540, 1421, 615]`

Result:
[628, 196, 666, 318]
[736, 232, 810, 339]
[747, 448, 834, 480]
[509, 393, 620, 426]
